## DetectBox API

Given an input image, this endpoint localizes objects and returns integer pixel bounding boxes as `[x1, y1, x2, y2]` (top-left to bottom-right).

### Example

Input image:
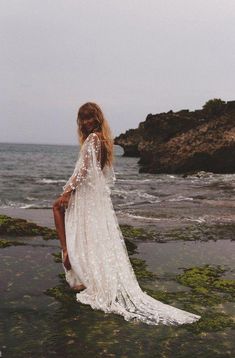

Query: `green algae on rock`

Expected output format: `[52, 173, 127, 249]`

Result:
[176, 265, 235, 300]
[121, 222, 235, 243]
[0, 238, 26, 248]
[185, 311, 235, 333]
[166, 223, 235, 242]
[46, 284, 76, 304]
[129, 257, 157, 280]
[136, 264, 235, 333]
[0, 214, 57, 240]
[120, 224, 156, 241]
[52, 252, 62, 263]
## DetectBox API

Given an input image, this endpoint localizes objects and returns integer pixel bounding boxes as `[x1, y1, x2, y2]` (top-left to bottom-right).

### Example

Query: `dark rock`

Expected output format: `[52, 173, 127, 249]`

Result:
[0, 214, 57, 240]
[114, 100, 235, 173]
[226, 100, 235, 112]
[114, 128, 141, 157]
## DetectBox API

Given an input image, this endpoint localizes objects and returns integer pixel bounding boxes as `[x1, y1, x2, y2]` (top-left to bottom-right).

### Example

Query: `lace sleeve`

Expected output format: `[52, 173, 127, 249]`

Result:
[103, 163, 116, 188]
[61, 133, 101, 194]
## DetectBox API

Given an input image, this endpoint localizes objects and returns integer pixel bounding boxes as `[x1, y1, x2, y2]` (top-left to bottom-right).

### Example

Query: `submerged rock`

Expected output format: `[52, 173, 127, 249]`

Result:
[176, 265, 235, 300]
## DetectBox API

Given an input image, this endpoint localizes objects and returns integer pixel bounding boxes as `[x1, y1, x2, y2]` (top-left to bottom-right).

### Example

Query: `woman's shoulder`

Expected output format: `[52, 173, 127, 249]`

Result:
[87, 132, 102, 142]
[84, 132, 102, 148]
[84, 132, 98, 140]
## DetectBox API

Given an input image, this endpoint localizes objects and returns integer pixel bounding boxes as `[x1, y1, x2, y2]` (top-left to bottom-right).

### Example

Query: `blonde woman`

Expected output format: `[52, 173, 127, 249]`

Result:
[52, 102, 201, 326]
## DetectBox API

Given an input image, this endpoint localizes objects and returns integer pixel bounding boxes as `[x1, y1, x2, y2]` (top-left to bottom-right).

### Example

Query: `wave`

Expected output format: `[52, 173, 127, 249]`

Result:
[112, 188, 160, 203]
[166, 175, 177, 179]
[36, 178, 66, 184]
[0, 200, 52, 209]
[117, 201, 136, 207]
[26, 196, 37, 201]
[19, 204, 51, 209]
[168, 196, 194, 202]
[187, 172, 235, 184]
[118, 212, 194, 223]
[117, 212, 227, 225]
[117, 212, 163, 222]
[117, 178, 152, 183]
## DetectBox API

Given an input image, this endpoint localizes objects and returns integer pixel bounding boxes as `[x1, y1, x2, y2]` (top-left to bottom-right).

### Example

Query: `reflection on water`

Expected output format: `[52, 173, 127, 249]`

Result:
[133, 239, 235, 277]
[132, 239, 235, 309]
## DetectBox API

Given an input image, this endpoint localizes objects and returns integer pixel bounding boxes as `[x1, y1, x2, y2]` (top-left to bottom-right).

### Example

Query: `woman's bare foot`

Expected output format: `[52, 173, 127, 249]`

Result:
[71, 284, 86, 292]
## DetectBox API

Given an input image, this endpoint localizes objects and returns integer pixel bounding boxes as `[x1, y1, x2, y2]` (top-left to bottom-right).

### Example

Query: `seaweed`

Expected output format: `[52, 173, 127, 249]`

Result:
[0, 214, 57, 240]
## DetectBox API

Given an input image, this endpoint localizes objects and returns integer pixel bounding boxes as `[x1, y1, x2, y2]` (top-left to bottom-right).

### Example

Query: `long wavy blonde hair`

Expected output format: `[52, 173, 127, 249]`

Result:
[77, 102, 114, 167]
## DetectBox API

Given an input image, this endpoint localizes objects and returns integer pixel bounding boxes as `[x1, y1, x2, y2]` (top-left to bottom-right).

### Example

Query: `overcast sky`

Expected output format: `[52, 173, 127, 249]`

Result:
[1, 0, 234, 145]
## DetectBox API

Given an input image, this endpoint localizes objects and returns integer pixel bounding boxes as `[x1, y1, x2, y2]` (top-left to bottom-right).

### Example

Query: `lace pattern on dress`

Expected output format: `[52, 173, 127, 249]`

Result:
[62, 133, 102, 194]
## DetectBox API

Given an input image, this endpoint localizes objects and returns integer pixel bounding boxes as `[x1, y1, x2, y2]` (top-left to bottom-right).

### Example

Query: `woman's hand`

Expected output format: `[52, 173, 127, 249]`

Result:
[62, 248, 71, 270]
[59, 191, 72, 210]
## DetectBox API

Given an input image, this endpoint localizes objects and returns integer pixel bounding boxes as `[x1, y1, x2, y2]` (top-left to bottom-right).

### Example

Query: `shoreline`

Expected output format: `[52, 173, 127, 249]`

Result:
[0, 207, 55, 229]
[0, 207, 168, 232]
[1, 206, 235, 244]
[0, 207, 153, 233]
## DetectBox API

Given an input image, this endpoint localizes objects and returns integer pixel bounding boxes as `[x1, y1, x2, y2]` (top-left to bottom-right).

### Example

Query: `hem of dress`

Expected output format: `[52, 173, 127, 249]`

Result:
[75, 291, 201, 326]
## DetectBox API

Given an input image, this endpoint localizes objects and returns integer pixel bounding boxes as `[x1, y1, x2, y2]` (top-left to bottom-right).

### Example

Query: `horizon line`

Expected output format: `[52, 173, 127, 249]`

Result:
[0, 141, 79, 146]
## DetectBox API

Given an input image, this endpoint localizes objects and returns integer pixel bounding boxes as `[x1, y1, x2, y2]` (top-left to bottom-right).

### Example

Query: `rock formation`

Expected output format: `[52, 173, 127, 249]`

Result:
[114, 100, 235, 174]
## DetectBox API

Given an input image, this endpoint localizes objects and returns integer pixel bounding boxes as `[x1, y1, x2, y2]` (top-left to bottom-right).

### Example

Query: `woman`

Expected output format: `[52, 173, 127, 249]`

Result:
[52, 102, 201, 326]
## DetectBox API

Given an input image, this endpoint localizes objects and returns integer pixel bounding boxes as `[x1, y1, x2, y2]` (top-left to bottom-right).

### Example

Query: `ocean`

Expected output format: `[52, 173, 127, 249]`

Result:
[0, 142, 235, 229]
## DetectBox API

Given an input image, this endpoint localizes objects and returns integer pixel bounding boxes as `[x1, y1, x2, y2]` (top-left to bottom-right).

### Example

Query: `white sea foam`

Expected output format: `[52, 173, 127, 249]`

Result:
[117, 178, 152, 183]
[37, 178, 66, 184]
[166, 175, 176, 179]
[118, 212, 162, 221]
[113, 188, 160, 203]
[20, 204, 36, 209]
[168, 196, 194, 202]
[184, 217, 206, 223]
[117, 201, 136, 207]
[26, 196, 37, 201]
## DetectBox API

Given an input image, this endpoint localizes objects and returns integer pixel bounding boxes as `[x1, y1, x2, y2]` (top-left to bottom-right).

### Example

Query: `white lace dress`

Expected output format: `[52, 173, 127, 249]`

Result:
[61, 132, 201, 326]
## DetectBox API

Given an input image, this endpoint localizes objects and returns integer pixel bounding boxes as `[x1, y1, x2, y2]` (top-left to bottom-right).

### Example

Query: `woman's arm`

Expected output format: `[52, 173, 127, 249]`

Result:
[58, 191, 73, 209]
[61, 133, 101, 196]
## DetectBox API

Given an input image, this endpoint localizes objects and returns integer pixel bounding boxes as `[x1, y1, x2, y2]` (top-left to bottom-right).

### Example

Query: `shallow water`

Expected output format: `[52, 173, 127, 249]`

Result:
[133, 239, 235, 296]
[0, 234, 234, 357]
[133, 239, 235, 277]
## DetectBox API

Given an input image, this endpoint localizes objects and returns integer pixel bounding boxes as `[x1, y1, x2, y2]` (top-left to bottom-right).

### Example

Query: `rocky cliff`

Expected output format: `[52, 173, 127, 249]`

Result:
[114, 100, 235, 174]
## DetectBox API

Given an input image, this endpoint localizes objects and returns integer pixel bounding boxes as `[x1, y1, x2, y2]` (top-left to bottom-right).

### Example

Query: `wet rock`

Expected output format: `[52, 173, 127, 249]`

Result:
[176, 265, 235, 300]
[0, 214, 57, 240]
[0, 238, 26, 248]
[120, 224, 156, 242]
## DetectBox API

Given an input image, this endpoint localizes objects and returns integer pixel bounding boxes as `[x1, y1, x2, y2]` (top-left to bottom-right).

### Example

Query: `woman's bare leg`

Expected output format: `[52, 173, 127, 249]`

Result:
[52, 198, 71, 270]
[52, 198, 86, 290]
